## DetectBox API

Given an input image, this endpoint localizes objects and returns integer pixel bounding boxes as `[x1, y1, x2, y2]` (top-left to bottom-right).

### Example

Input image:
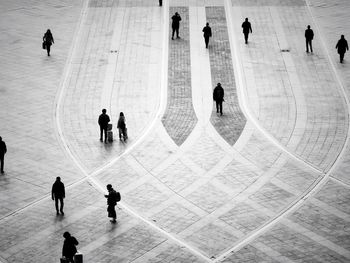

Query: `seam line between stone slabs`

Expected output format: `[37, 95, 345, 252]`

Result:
[53, 1, 211, 262]
[213, 1, 350, 261]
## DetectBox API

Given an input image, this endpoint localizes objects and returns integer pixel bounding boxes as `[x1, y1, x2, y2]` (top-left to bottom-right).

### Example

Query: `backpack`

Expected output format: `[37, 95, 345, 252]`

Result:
[115, 192, 121, 202]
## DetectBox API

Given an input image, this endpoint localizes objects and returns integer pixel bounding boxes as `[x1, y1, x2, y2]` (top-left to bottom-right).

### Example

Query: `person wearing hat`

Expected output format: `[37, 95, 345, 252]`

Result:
[213, 83, 224, 116]
[171, 12, 182, 40]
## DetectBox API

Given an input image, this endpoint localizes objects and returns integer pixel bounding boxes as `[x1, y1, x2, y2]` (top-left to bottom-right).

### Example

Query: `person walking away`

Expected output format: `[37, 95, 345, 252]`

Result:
[242, 18, 252, 44]
[171, 12, 182, 40]
[52, 177, 65, 215]
[0, 137, 7, 174]
[43, 29, 54, 56]
[202, 22, 212, 48]
[213, 83, 224, 116]
[62, 232, 79, 263]
[104, 184, 120, 223]
[117, 112, 127, 141]
[305, 25, 314, 53]
[98, 109, 110, 143]
[336, 35, 349, 63]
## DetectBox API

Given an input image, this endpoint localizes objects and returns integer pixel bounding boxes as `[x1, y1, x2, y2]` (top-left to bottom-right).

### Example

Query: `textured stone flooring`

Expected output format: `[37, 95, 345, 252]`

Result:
[0, 0, 349, 262]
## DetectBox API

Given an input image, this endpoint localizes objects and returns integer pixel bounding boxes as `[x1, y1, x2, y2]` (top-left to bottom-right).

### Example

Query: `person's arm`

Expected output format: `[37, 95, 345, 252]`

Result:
[250, 24, 252, 33]
[62, 184, 65, 199]
[209, 28, 212, 37]
[336, 41, 339, 49]
[179, 16, 182, 21]
[346, 41, 349, 50]
[4, 143, 6, 154]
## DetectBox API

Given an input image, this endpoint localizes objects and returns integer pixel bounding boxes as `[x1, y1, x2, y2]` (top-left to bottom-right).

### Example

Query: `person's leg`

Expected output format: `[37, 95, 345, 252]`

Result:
[100, 126, 103, 141]
[310, 40, 313, 52]
[172, 27, 175, 39]
[205, 37, 209, 48]
[55, 198, 59, 214]
[47, 44, 51, 56]
[176, 28, 179, 38]
[104, 128, 108, 142]
[244, 33, 248, 44]
[216, 101, 219, 113]
[0, 154, 4, 173]
[340, 52, 344, 63]
[219, 101, 223, 115]
[306, 39, 309, 52]
[159, 0, 162, 6]
[59, 197, 64, 214]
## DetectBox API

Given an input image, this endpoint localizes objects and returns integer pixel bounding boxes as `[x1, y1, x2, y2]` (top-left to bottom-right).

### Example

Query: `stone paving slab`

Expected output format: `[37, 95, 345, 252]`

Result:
[0, 0, 83, 217]
[207, 6, 246, 146]
[162, 6, 197, 146]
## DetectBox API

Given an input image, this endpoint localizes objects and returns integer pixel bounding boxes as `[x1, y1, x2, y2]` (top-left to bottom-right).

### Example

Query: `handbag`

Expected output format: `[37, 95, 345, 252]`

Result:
[42, 41, 46, 49]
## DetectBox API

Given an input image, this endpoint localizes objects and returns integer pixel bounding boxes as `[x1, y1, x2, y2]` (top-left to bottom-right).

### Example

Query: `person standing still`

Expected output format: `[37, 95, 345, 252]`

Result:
[202, 22, 212, 48]
[104, 184, 120, 223]
[98, 109, 110, 143]
[117, 112, 127, 141]
[213, 83, 224, 116]
[0, 137, 7, 174]
[62, 232, 79, 263]
[52, 177, 65, 215]
[242, 18, 252, 44]
[305, 25, 314, 53]
[336, 35, 349, 63]
[43, 29, 54, 56]
[171, 12, 182, 40]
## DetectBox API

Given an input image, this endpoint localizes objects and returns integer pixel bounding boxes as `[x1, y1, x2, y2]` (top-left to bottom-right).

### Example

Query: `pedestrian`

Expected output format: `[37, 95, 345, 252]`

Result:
[52, 177, 65, 215]
[159, 0, 162, 6]
[213, 83, 224, 116]
[98, 109, 110, 143]
[241, 18, 252, 44]
[43, 29, 54, 56]
[202, 22, 212, 48]
[117, 112, 127, 141]
[305, 25, 314, 53]
[104, 184, 120, 223]
[336, 35, 349, 63]
[0, 137, 7, 174]
[62, 232, 79, 263]
[171, 12, 182, 40]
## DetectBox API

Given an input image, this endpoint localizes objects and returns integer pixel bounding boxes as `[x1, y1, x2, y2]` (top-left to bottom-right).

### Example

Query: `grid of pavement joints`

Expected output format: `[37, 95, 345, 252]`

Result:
[162, 6, 198, 146]
[207, 6, 247, 146]
[1, 0, 350, 262]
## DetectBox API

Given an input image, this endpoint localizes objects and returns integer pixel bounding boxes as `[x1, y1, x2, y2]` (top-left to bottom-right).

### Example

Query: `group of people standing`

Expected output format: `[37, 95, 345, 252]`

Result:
[98, 109, 127, 143]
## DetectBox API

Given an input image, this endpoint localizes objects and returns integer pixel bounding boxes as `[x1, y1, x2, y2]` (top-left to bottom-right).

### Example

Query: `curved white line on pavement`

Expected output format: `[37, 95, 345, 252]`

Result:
[214, 1, 350, 262]
[53, 2, 211, 262]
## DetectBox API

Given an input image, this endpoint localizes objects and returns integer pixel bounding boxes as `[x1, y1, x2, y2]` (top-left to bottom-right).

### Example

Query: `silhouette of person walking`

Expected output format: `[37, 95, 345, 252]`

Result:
[171, 12, 182, 40]
[202, 22, 212, 48]
[305, 25, 314, 53]
[213, 83, 224, 116]
[0, 137, 7, 174]
[52, 177, 65, 215]
[104, 184, 120, 223]
[336, 35, 349, 63]
[62, 232, 79, 263]
[242, 18, 252, 44]
[98, 109, 110, 143]
[43, 29, 54, 56]
[117, 112, 127, 141]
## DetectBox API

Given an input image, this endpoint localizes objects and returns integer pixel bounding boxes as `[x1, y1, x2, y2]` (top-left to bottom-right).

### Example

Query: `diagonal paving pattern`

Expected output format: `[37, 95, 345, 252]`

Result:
[0, 0, 350, 262]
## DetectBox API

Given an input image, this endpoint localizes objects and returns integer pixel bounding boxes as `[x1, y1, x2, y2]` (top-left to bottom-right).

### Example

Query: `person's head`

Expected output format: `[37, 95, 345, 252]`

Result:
[102, 109, 107, 114]
[63, 232, 71, 239]
[47, 29, 51, 34]
[217, 83, 221, 87]
[175, 12, 178, 15]
[56, 177, 61, 182]
[206, 22, 209, 26]
[341, 34, 345, 39]
[107, 184, 112, 191]
[307, 25, 310, 29]
[119, 112, 124, 117]
[245, 18, 248, 22]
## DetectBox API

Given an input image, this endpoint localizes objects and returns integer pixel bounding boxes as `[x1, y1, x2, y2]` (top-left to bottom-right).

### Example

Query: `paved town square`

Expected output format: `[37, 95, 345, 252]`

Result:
[0, 0, 350, 262]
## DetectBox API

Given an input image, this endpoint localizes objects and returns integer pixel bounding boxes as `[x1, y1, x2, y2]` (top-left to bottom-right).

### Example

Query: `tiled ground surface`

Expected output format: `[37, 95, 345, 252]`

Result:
[0, 0, 350, 262]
